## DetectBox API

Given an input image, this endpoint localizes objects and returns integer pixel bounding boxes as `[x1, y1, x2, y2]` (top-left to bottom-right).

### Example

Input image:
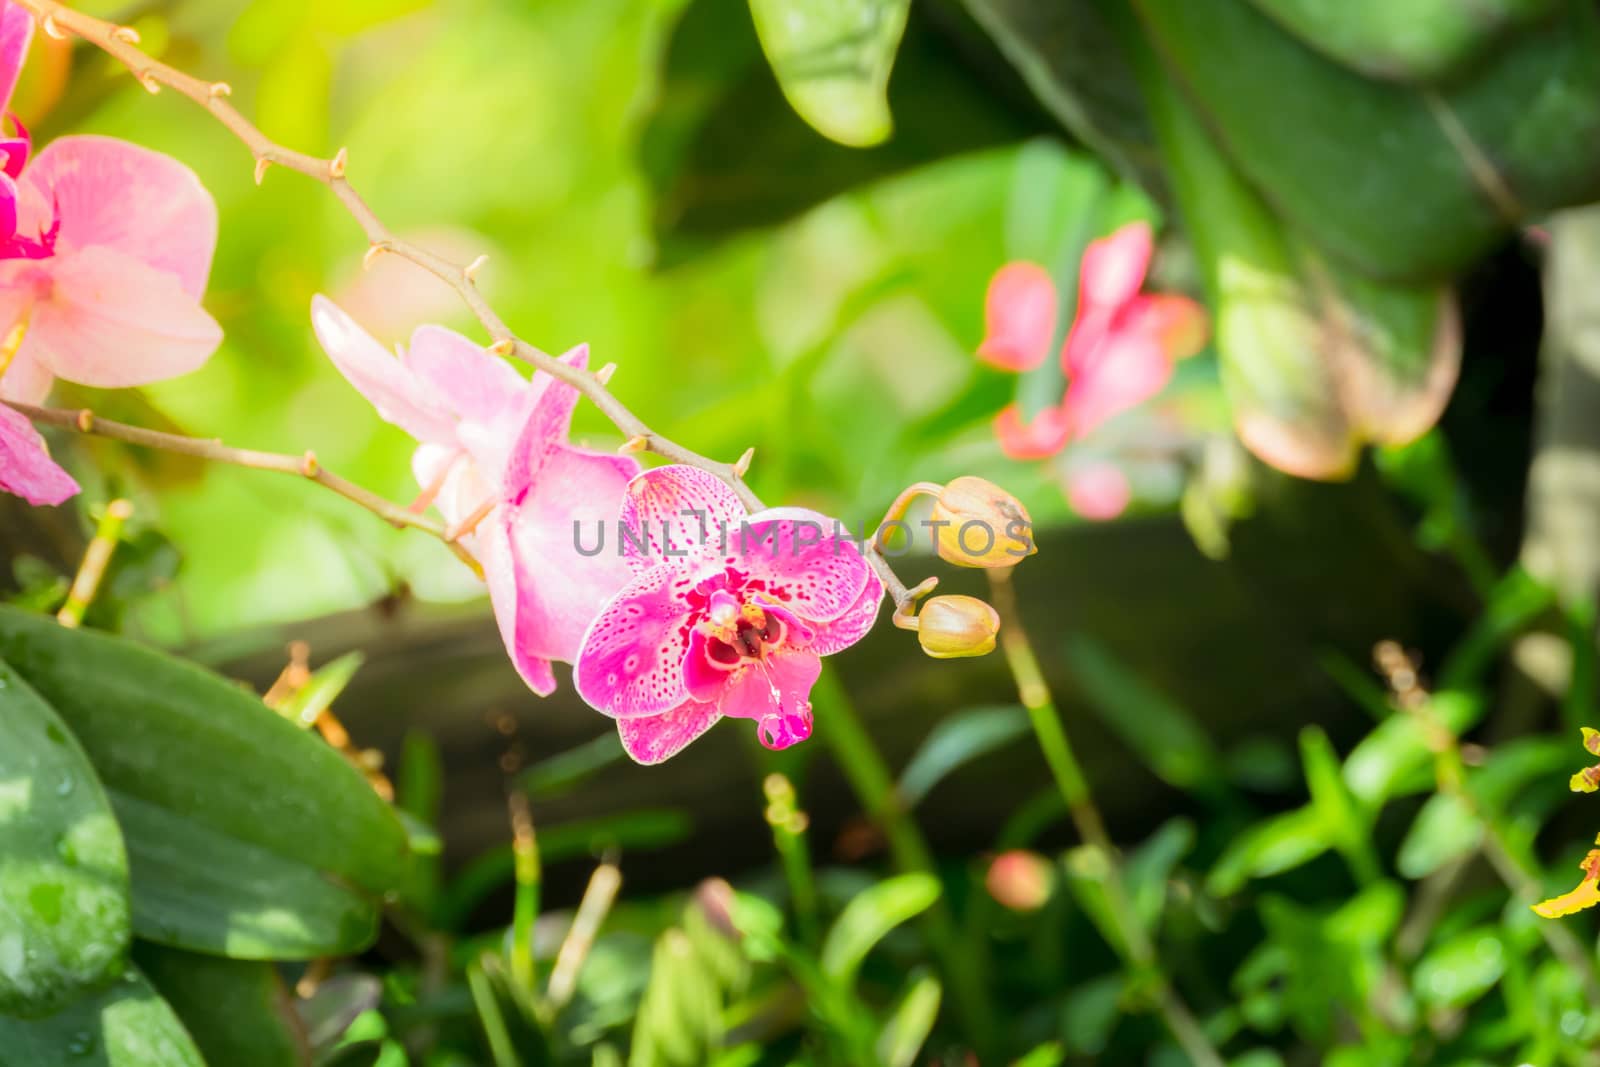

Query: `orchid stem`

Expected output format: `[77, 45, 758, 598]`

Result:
[811, 665, 995, 1054]
[56, 497, 130, 628]
[22, 0, 923, 613]
[987, 568, 1225, 1067]
[507, 789, 541, 998]
[6, 400, 482, 577]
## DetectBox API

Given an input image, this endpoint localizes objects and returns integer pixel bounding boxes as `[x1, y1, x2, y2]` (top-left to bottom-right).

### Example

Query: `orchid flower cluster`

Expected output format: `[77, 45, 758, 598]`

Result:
[1533, 729, 1600, 918]
[977, 220, 1209, 521]
[0, 1, 220, 506]
[0, 0, 1036, 765]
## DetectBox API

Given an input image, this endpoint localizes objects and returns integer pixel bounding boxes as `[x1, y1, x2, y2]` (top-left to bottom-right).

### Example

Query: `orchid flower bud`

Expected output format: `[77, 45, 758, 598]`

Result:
[929, 476, 1036, 567]
[986, 850, 1055, 912]
[915, 595, 1000, 659]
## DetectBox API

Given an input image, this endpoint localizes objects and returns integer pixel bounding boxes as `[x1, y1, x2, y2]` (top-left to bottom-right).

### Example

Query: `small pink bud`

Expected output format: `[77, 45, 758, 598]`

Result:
[985, 850, 1054, 912]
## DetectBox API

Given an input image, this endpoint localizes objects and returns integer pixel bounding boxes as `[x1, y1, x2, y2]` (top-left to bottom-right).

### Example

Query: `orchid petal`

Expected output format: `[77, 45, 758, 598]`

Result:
[617, 698, 721, 765]
[573, 564, 696, 718]
[1065, 461, 1132, 521]
[1062, 331, 1172, 439]
[993, 403, 1071, 460]
[1079, 220, 1152, 312]
[1125, 293, 1209, 361]
[0, 4, 31, 117]
[503, 442, 638, 664]
[311, 295, 456, 444]
[796, 564, 883, 655]
[477, 513, 558, 697]
[27, 247, 220, 388]
[738, 506, 875, 624]
[406, 324, 531, 433]
[618, 464, 746, 573]
[22, 136, 217, 298]
[0, 343, 51, 403]
[718, 649, 820, 751]
[978, 262, 1056, 372]
[0, 401, 76, 505]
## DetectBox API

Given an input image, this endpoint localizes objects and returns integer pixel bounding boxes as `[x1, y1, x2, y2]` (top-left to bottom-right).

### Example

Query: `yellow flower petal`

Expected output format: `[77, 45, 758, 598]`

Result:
[1533, 878, 1600, 919]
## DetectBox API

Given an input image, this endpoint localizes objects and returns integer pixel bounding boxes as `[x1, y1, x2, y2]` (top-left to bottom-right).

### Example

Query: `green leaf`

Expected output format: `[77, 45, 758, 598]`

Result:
[1124, 818, 1195, 933]
[1245, 0, 1558, 83]
[1300, 726, 1376, 879]
[875, 971, 941, 1067]
[0, 606, 409, 959]
[1132, 33, 1458, 476]
[819, 872, 940, 985]
[1413, 926, 1507, 1011]
[0, 659, 129, 1016]
[1061, 974, 1121, 1055]
[0, 967, 205, 1067]
[630, 930, 723, 1067]
[1207, 806, 1330, 896]
[135, 942, 311, 1067]
[1131, 0, 1600, 280]
[274, 652, 363, 728]
[1341, 690, 1484, 807]
[896, 705, 1029, 808]
[1396, 792, 1482, 880]
[749, 0, 910, 146]
[1064, 636, 1222, 792]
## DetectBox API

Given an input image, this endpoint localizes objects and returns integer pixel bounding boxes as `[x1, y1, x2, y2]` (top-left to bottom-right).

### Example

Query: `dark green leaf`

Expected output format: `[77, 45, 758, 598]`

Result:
[0, 607, 409, 959]
[896, 705, 1029, 808]
[0, 659, 129, 1017]
[819, 872, 940, 985]
[1245, 0, 1558, 82]
[135, 942, 311, 1067]
[0, 967, 204, 1067]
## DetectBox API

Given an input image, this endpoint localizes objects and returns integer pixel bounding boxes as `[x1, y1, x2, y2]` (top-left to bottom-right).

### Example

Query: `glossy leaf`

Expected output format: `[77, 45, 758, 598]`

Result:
[1207, 806, 1330, 896]
[819, 872, 940, 985]
[897, 705, 1029, 809]
[0, 658, 129, 1017]
[1341, 690, 1484, 807]
[749, 0, 910, 147]
[0, 606, 410, 959]
[1396, 792, 1482, 879]
[1132, 0, 1600, 280]
[135, 942, 311, 1067]
[875, 971, 941, 1067]
[1246, 0, 1558, 82]
[0, 967, 205, 1067]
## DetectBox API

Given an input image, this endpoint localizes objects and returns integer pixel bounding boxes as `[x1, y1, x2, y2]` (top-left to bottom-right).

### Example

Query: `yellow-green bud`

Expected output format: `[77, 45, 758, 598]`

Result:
[929, 476, 1036, 568]
[916, 595, 1000, 659]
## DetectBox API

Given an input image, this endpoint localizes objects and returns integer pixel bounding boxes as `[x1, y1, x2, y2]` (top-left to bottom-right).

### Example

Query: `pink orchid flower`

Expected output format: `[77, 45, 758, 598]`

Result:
[310, 297, 637, 695]
[0, 1, 221, 505]
[1064, 460, 1132, 522]
[574, 465, 883, 764]
[978, 221, 1207, 460]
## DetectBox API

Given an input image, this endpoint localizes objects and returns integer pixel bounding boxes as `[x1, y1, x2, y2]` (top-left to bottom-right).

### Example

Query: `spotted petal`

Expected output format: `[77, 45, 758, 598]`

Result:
[798, 565, 883, 655]
[617, 698, 721, 765]
[573, 565, 696, 718]
[618, 464, 746, 574]
[738, 506, 874, 624]
[0, 401, 77, 506]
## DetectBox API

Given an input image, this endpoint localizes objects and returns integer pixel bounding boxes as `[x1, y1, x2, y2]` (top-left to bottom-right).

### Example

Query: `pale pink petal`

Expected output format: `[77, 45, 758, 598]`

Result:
[27, 247, 220, 388]
[737, 506, 874, 624]
[405, 324, 531, 432]
[993, 403, 1071, 459]
[617, 699, 721, 765]
[311, 295, 455, 443]
[0, 401, 76, 505]
[1065, 462, 1131, 521]
[0, 345, 51, 402]
[1063, 332, 1172, 439]
[573, 565, 697, 718]
[718, 649, 820, 751]
[22, 136, 217, 297]
[798, 566, 884, 655]
[977, 262, 1056, 372]
[478, 513, 557, 697]
[618, 464, 746, 574]
[0, 3, 33, 115]
[505, 443, 638, 663]
[1079, 221, 1152, 312]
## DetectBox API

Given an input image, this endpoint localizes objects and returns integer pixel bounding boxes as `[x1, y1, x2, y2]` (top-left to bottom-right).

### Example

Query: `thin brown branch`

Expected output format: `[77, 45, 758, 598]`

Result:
[23, 0, 918, 610]
[10, 400, 482, 575]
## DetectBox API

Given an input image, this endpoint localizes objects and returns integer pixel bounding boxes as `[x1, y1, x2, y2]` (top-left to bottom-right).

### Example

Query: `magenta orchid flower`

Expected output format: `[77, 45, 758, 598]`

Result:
[0, 1, 221, 506]
[310, 297, 638, 695]
[573, 465, 883, 764]
[978, 221, 1207, 460]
